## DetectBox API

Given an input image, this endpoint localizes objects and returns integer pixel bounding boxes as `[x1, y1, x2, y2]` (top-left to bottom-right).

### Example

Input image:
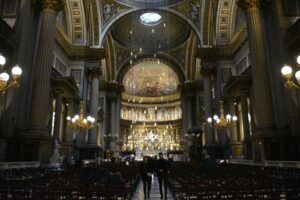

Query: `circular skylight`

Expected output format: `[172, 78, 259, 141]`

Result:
[140, 13, 162, 26]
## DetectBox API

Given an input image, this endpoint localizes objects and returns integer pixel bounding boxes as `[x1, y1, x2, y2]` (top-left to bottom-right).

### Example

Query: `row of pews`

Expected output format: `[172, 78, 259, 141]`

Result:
[168, 162, 300, 199]
[0, 163, 140, 199]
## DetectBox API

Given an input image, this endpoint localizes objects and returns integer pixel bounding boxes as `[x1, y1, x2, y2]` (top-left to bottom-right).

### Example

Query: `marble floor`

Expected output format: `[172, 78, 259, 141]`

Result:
[131, 176, 174, 200]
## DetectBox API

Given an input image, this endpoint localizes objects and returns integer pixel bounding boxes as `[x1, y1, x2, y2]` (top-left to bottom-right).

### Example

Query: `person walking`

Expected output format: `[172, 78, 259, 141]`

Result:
[156, 152, 171, 199]
[139, 156, 153, 199]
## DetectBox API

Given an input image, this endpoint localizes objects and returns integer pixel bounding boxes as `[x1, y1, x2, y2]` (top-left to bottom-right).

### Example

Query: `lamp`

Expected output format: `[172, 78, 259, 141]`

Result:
[66, 101, 95, 130]
[281, 55, 300, 89]
[207, 100, 237, 130]
[0, 54, 22, 94]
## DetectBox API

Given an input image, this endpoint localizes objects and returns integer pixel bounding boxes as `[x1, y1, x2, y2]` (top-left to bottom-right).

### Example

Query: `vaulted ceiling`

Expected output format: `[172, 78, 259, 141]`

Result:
[55, 0, 247, 82]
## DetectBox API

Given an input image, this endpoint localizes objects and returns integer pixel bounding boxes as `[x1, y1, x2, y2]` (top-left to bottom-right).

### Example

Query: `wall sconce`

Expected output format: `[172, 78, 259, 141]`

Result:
[0, 54, 22, 94]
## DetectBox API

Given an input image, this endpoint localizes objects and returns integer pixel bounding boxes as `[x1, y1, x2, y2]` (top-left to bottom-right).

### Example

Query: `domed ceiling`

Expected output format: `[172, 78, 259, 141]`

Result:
[111, 10, 191, 52]
[115, 0, 184, 8]
[123, 60, 179, 97]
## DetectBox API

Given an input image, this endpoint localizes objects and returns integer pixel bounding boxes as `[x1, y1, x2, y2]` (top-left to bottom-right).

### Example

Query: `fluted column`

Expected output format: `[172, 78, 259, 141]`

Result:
[238, 0, 275, 131]
[201, 65, 216, 146]
[115, 95, 121, 151]
[65, 98, 74, 143]
[109, 96, 116, 150]
[227, 99, 238, 143]
[29, 0, 63, 134]
[53, 90, 63, 141]
[88, 67, 101, 145]
[240, 90, 250, 139]
[186, 96, 193, 129]
[227, 98, 242, 158]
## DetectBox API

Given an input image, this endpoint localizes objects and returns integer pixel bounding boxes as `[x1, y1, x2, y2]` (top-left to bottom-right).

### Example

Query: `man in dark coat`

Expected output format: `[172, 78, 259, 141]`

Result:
[139, 156, 154, 199]
[156, 152, 171, 199]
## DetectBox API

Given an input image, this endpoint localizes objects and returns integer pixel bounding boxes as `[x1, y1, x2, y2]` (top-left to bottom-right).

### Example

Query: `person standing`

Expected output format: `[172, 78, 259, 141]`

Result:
[156, 152, 171, 199]
[139, 156, 153, 199]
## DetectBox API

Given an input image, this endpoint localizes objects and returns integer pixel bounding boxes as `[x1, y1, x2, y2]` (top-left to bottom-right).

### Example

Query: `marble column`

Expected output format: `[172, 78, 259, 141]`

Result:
[240, 90, 252, 159]
[238, 0, 275, 131]
[227, 98, 242, 158]
[88, 67, 101, 146]
[65, 98, 74, 144]
[238, 0, 276, 161]
[27, 0, 63, 163]
[29, 0, 63, 134]
[114, 95, 121, 152]
[186, 96, 193, 129]
[240, 90, 250, 139]
[109, 96, 116, 150]
[202, 69, 217, 158]
[53, 90, 63, 141]
[201, 66, 216, 146]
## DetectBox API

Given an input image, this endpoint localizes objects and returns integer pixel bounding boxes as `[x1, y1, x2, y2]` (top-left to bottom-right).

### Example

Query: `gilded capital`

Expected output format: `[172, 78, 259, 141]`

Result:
[237, 0, 268, 11]
[89, 67, 102, 78]
[42, 0, 64, 12]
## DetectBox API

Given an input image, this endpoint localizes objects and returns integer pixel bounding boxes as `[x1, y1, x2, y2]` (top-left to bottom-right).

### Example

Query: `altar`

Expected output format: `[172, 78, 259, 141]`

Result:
[135, 149, 167, 160]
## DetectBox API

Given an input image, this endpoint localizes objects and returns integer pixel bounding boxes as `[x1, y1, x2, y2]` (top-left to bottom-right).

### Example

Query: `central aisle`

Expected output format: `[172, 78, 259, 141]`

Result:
[131, 176, 174, 200]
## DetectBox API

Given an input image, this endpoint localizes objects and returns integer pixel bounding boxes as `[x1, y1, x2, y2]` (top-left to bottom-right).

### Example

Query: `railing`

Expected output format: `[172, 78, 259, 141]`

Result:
[221, 159, 300, 168]
[0, 161, 40, 170]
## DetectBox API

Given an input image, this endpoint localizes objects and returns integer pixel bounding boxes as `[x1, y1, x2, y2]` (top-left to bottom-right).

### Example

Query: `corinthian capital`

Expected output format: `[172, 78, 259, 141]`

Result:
[42, 0, 64, 12]
[88, 67, 102, 78]
[237, 0, 268, 11]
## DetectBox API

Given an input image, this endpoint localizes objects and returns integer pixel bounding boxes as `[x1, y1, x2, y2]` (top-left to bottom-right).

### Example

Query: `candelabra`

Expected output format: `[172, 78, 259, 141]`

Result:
[207, 100, 237, 130]
[66, 101, 95, 130]
[0, 54, 22, 94]
[281, 55, 300, 89]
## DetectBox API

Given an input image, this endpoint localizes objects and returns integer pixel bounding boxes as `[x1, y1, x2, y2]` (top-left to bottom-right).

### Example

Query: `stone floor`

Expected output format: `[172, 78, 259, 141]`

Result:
[131, 176, 174, 200]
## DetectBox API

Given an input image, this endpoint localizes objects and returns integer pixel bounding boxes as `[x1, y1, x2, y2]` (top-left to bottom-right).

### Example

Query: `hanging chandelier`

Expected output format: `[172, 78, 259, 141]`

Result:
[281, 55, 300, 89]
[0, 54, 22, 94]
[66, 101, 95, 130]
[207, 100, 237, 130]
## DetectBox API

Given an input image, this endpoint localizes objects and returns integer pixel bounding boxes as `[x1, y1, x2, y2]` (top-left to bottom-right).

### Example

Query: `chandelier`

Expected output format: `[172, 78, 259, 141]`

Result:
[0, 54, 22, 94]
[281, 55, 300, 89]
[66, 101, 95, 130]
[207, 100, 237, 130]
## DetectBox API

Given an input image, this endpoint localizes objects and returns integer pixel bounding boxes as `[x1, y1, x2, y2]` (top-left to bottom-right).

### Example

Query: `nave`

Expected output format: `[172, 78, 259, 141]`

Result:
[131, 176, 174, 200]
[0, 161, 300, 199]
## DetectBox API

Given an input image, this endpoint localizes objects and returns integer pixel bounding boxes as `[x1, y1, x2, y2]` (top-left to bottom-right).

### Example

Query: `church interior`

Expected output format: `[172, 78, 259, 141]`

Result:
[0, 0, 300, 199]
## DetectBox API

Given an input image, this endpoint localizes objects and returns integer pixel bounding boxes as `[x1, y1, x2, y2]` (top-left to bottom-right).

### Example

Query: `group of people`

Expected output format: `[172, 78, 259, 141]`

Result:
[139, 153, 171, 199]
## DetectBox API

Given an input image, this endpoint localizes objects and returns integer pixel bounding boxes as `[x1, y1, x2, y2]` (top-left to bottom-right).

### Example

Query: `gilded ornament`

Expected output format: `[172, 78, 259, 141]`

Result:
[237, 0, 269, 11]
[42, 0, 64, 12]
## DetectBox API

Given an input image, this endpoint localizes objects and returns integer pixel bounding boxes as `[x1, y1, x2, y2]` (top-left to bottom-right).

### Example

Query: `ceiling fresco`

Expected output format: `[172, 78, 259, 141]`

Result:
[123, 60, 179, 97]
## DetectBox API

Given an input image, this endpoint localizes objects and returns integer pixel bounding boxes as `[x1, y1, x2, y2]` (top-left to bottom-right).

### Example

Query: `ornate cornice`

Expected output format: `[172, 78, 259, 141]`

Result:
[55, 26, 107, 60]
[237, 0, 269, 11]
[42, 0, 64, 12]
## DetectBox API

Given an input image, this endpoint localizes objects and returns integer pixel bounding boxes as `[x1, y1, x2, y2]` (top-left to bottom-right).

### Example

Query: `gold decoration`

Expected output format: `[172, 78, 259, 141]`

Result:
[281, 56, 300, 90]
[237, 0, 269, 11]
[207, 101, 238, 130]
[42, 0, 64, 12]
[66, 101, 95, 130]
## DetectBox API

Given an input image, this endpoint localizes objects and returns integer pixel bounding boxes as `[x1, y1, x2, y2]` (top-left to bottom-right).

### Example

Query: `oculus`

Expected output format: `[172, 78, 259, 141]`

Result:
[140, 13, 162, 26]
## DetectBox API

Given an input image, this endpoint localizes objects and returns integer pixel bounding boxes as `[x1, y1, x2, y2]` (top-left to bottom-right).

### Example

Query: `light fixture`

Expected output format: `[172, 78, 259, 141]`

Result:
[207, 100, 238, 130]
[66, 101, 95, 130]
[0, 54, 22, 94]
[281, 55, 300, 89]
